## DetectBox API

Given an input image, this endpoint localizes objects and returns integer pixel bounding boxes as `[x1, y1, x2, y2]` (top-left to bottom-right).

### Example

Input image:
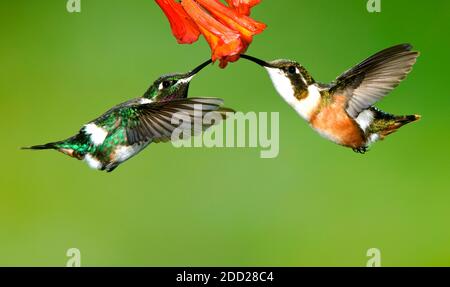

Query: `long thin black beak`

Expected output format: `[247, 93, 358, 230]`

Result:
[187, 59, 213, 77]
[241, 54, 274, 68]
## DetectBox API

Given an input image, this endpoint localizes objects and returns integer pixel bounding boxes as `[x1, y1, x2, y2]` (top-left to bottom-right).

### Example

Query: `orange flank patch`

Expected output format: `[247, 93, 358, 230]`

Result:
[310, 96, 365, 148]
[58, 148, 74, 157]
[58, 148, 83, 160]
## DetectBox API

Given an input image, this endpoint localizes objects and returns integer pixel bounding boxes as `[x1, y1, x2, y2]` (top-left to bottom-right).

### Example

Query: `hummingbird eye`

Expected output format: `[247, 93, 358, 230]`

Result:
[287, 66, 297, 74]
[159, 80, 178, 90]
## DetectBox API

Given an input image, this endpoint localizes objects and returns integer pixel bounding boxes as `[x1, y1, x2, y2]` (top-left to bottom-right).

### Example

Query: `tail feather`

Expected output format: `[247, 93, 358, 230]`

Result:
[380, 114, 421, 137]
[22, 133, 91, 160]
[396, 114, 421, 125]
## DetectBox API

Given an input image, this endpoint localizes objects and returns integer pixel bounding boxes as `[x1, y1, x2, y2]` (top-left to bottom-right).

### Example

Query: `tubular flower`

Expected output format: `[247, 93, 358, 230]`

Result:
[155, 0, 200, 44]
[226, 0, 261, 16]
[156, 0, 266, 68]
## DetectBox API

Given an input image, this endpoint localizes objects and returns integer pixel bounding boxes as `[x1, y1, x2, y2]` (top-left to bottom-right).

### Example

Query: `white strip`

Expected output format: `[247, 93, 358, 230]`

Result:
[112, 143, 150, 164]
[84, 123, 108, 145]
[368, 133, 380, 145]
[296, 67, 307, 85]
[139, 98, 153, 104]
[84, 154, 102, 170]
[355, 110, 375, 132]
[114, 145, 137, 163]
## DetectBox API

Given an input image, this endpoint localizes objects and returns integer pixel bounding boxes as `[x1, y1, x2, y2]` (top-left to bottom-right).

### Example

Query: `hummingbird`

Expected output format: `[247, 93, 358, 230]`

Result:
[23, 60, 233, 172]
[241, 44, 421, 153]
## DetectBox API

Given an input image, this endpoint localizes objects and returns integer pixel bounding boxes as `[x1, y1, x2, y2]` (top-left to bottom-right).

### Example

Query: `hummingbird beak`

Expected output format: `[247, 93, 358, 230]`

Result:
[177, 59, 212, 98]
[177, 59, 212, 85]
[240, 54, 275, 68]
[187, 59, 213, 78]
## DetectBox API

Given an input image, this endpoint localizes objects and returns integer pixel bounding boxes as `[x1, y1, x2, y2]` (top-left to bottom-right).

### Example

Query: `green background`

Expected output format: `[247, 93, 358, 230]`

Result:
[1, 0, 449, 266]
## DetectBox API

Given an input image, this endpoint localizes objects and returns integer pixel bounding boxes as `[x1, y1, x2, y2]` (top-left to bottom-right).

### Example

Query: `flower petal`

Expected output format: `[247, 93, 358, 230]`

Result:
[226, 0, 261, 16]
[181, 0, 246, 67]
[155, 0, 200, 44]
[196, 0, 266, 44]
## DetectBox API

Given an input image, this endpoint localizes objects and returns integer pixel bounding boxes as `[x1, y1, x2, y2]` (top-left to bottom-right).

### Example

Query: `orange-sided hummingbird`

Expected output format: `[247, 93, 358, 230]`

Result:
[242, 44, 421, 153]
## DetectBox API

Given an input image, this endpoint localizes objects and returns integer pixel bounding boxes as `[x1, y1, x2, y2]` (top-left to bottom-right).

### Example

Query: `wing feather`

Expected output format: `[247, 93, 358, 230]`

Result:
[122, 98, 233, 145]
[330, 44, 419, 118]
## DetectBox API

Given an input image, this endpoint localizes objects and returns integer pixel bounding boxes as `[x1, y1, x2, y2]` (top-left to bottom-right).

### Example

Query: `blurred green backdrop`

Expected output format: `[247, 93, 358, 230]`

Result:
[0, 0, 449, 266]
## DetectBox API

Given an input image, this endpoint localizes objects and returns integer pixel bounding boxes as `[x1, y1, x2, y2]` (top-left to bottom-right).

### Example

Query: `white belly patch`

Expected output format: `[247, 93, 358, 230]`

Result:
[355, 109, 375, 132]
[113, 142, 151, 164]
[84, 154, 103, 170]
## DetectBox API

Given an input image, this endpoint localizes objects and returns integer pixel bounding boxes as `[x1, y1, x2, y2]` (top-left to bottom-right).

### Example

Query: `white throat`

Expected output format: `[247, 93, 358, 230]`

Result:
[265, 67, 321, 121]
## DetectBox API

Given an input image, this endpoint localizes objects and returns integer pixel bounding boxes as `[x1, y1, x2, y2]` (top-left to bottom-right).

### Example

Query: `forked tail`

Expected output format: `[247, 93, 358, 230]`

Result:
[21, 142, 59, 150]
[22, 132, 92, 160]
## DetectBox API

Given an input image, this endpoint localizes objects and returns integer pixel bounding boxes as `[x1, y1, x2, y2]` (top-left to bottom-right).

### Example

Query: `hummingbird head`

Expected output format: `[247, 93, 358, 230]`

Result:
[241, 55, 315, 101]
[144, 59, 212, 101]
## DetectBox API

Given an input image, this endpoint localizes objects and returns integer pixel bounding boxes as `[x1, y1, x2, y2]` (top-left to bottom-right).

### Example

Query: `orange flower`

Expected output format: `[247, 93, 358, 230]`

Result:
[226, 0, 261, 16]
[155, 0, 200, 44]
[195, 0, 265, 45]
[156, 0, 266, 68]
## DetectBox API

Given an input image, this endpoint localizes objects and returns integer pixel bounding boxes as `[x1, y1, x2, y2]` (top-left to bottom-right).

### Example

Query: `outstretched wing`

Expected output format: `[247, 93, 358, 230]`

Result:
[114, 98, 234, 145]
[330, 44, 419, 118]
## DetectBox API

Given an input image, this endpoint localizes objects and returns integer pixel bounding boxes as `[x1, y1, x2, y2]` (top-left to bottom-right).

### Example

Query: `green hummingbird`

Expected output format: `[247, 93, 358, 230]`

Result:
[23, 60, 232, 172]
[241, 44, 421, 153]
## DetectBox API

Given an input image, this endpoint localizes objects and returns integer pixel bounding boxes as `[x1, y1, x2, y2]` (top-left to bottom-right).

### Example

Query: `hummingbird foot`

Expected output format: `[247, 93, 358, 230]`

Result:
[352, 147, 368, 154]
